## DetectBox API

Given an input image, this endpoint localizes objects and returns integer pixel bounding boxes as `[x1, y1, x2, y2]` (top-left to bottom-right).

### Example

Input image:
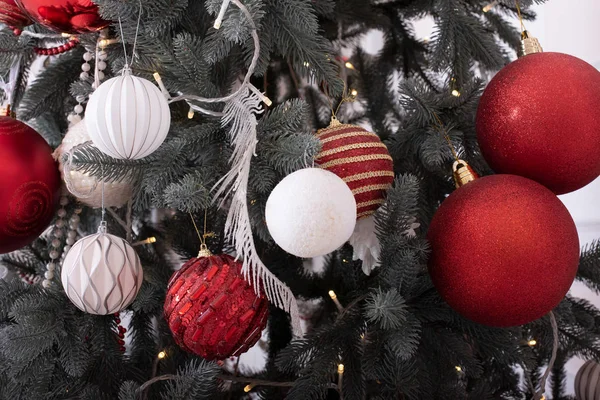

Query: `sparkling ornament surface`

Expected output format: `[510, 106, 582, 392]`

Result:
[0, 0, 30, 29]
[164, 254, 269, 360]
[85, 70, 171, 160]
[15, 0, 109, 33]
[0, 117, 60, 254]
[265, 168, 357, 258]
[315, 120, 394, 219]
[477, 52, 600, 195]
[55, 120, 133, 208]
[427, 174, 579, 327]
[575, 360, 600, 400]
[61, 225, 143, 315]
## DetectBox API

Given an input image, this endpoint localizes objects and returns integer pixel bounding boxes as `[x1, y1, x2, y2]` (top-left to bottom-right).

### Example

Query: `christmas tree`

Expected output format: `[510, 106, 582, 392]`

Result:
[0, 0, 600, 399]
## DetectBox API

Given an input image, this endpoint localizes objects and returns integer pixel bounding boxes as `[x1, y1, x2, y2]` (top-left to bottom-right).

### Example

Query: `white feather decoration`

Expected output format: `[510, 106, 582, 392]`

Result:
[215, 85, 301, 335]
[349, 216, 381, 275]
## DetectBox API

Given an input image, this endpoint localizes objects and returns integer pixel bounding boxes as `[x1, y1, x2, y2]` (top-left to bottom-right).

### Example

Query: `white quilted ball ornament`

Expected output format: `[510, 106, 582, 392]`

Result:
[575, 360, 600, 400]
[84, 67, 171, 160]
[266, 168, 357, 258]
[61, 223, 143, 315]
[55, 120, 133, 208]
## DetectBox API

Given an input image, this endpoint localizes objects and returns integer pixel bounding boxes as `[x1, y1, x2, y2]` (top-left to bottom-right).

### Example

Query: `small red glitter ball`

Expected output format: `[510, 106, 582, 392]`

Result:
[477, 52, 600, 195]
[427, 175, 579, 327]
[315, 120, 394, 219]
[0, 117, 60, 254]
[164, 253, 269, 360]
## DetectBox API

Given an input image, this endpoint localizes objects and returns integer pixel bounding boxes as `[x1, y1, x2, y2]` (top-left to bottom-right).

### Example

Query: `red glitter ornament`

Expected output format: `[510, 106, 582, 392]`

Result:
[427, 174, 579, 327]
[316, 118, 394, 219]
[15, 0, 109, 34]
[0, 117, 61, 254]
[476, 52, 600, 195]
[164, 252, 269, 360]
[0, 0, 31, 30]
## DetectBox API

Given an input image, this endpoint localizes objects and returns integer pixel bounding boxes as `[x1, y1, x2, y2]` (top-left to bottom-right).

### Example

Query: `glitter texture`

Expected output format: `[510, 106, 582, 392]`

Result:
[164, 254, 269, 360]
[427, 175, 579, 327]
[476, 52, 600, 195]
[0, 117, 60, 253]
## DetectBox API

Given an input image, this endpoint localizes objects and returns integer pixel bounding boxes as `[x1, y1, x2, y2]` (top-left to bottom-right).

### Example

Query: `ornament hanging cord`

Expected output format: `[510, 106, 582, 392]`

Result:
[117, 0, 143, 70]
[515, 0, 527, 34]
[432, 112, 460, 163]
[189, 211, 214, 256]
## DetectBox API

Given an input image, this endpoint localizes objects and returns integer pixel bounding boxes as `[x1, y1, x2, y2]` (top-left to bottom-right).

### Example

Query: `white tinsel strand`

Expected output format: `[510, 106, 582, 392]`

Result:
[215, 86, 301, 335]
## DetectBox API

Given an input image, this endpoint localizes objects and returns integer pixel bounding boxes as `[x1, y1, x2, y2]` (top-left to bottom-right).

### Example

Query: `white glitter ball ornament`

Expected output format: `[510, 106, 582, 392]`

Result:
[266, 168, 357, 258]
[85, 68, 171, 160]
[61, 223, 143, 315]
[55, 120, 133, 208]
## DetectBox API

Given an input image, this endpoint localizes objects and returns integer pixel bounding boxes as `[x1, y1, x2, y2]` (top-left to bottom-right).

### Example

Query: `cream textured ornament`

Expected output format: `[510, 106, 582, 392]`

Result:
[266, 168, 357, 258]
[61, 223, 143, 315]
[55, 120, 133, 208]
[575, 360, 600, 400]
[84, 68, 171, 160]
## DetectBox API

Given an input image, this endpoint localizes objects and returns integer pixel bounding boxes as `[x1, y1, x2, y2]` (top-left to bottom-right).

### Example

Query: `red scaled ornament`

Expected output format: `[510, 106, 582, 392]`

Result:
[316, 118, 394, 219]
[427, 172, 579, 327]
[476, 52, 600, 195]
[15, 0, 109, 33]
[0, 117, 61, 254]
[164, 250, 269, 360]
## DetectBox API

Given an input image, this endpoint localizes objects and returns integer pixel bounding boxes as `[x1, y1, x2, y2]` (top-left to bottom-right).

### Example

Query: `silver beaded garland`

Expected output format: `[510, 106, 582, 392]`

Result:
[42, 196, 82, 288]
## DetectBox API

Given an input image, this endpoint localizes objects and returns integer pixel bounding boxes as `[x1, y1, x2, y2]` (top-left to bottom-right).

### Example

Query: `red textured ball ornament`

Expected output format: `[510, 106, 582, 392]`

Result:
[0, 0, 31, 30]
[316, 118, 394, 219]
[15, 0, 109, 33]
[477, 53, 600, 195]
[427, 174, 579, 327]
[164, 252, 269, 360]
[0, 117, 60, 254]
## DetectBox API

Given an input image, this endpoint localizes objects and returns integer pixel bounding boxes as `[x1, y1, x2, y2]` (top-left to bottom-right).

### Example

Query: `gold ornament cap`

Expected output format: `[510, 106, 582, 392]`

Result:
[519, 30, 543, 57]
[453, 160, 479, 188]
[197, 243, 212, 258]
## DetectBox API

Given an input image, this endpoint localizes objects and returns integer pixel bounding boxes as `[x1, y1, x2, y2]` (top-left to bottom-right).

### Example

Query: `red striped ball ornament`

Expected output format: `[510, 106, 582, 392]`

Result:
[316, 118, 394, 219]
[164, 250, 269, 360]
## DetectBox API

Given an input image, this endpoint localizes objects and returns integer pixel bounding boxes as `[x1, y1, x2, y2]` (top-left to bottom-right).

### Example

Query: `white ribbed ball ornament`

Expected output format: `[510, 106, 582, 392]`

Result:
[85, 68, 171, 160]
[575, 360, 600, 400]
[265, 168, 357, 258]
[61, 223, 143, 315]
[55, 120, 133, 208]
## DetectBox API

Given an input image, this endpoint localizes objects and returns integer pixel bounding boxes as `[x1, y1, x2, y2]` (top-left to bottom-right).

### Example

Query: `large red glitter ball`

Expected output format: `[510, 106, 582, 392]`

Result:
[164, 254, 269, 360]
[0, 0, 31, 29]
[427, 175, 579, 327]
[316, 121, 394, 219]
[476, 53, 600, 195]
[0, 117, 60, 254]
[15, 0, 109, 33]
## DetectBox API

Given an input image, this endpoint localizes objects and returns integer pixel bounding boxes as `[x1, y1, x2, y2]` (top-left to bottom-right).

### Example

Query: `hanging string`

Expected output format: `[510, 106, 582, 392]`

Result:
[515, 1, 527, 34]
[101, 163, 105, 223]
[189, 210, 214, 256]
[432, 112, 460, 163]
[117, 0, 143, 70]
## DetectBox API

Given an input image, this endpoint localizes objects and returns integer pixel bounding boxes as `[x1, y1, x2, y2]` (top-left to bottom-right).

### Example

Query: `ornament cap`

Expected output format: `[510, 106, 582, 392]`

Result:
[452, 160, 479, 188]
[519, 30, 543, 57]
[197, 243, 213, 258]
[329, 116, 342, 128]
[97, 221, 107, 234]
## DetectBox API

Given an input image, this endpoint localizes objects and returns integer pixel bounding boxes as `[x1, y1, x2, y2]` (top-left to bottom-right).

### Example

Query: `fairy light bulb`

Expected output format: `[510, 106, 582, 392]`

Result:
[455, 366, 462, 372]
[328, 290, 337, 300]
[350, 89, 358, 97]
[243, 384, 253, 393]
[157, 350, 166, 359]
[451, 89, 461, 97]
[338, 364, 345, 374]
[345, 62, 355, 70]
[528, 339, 537, 347]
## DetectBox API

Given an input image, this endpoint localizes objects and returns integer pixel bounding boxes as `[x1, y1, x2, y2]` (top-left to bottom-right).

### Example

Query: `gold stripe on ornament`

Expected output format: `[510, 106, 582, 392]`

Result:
[344, 171, 395, 183]
[352, 184, 392, 196]
[319, 131, 378, 143]
[319, 154, 393, 169]
[318, 142, 388, 157]
[357, 210, 376, 219]
[317, 123, 371, 137]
